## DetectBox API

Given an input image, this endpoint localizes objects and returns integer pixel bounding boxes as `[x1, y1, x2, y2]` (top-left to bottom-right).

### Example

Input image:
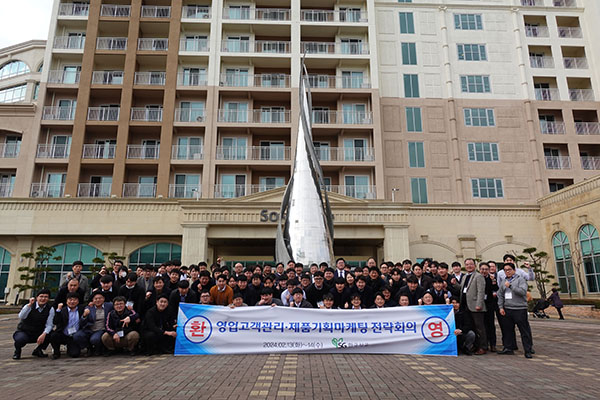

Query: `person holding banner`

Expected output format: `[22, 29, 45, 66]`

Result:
[142, 294, 177, 355]
[289, 288, 312, 308]
[257, 288, 283, 306]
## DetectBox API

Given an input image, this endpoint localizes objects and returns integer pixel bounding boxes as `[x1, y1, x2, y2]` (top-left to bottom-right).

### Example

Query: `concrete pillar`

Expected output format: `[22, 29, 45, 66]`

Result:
[383, 224, 410, 262]
[457, 235, 477, 261]
[6, 236, 34, 304]
[181, 224, 209, 266]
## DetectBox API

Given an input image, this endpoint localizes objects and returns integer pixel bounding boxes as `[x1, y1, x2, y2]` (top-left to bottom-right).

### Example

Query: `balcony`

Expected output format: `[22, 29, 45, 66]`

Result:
[182, 5, 211, 19]
[563, 57, 588, 69]
[312, 111, 373, 125]
[530, 56, 554, 68]
[123, 183, 156, 198]
[553, 0, 577, 7]
[223, 8, 291, 21]
[171, 145, 203, 160]
[126, 145, 160, 159]
[92, 71, 124, 85]
[177, 72, 207, 86]
[97, 37, 127, 51]
[215, 146, 292, 161]
[179, 39, 209, 52]
[53, 36, 85, 50]
[315, 147, 375, 162]
[42, 106, 76, 120]
[134, 72, 166, 86]
[82, 144, 115, 159]
[213, 184, 286, 198]
[58, 3, 89, 17]
[217, 110, 291, 124]
[539, 121, 565, 134]
[138, 38, 168, 51]
[558, 27, 582, 38]
[87, 107, 120, 121]
[219, 73, 291, 88]
[221, 40, 291, 54]
[77, 183, 112, 198]
[575, 122, 600, 135]
[31, 183, 65, 198]
[36, 144, 70, 159]
[301, 42, 369, 55]
[520, 0, 543, 6]
[545, 156, 571, 169]
[100, 4, 131, 17]
[569, 89, 594, 101]
[0, 143, 19, 158]
[326, 185, 376, 200]
[169, 184, 202, 199]
[534, 88, 560, 101]
[307, 75, 371, 89]
[141, 6, 171, 18]
[301, 9, 367, 23]
[48, 70, 80, 84]
[131, 108, 163, 122]
[174, 108, 206, 123]
[525, 26, 549, 38]
[581, 156, 600, 170]
[0, 184, 13, 198]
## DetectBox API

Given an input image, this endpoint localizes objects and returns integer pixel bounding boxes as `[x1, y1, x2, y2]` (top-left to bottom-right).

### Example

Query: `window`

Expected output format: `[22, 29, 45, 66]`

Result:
[343, 138, 369, 161]
[340, 38, 362, 55]
[174, 174, 200, 198]
[460, 75, 491, 93]
[408, 142, 425, 167]
[406, 107, 422, 132]
[221, 137, 247, 160]
[313, 141, 330, 161]
[129, 243, 182, 267]
[259, 177, 285, 191]
[0, 84, 27, 103]
[176, 137, 203, 159]
[261, 107, 285, 123]
[341, 71, 364, 88]
[342, 104, 367, 124]
[401, 43, 417, 65]
[404, 74, 419, 98]
[398, 0, 412, 2]
[468, 143, 499, 162]
[549, 182, 565, 192]
[220, 174, 246, 198]
[180, 101, 205, 122]
[0, 246, 10, 299]
[579, 224, 600, 293]
[410, 178, 428, 204]
[471, 178, 503, 198]
[344, 175, 371, 199]
[457, 44, 487, 61]
[454, 14, 483, 30]
[0, 61, 30, 80]
[33, 82, 40, 100]
[223, 102, 248, 122]
[552, 232, 576, 294]
[45, 243, 103, 292]
[464, 108, 495, 127]
[260, 141, 285, 160]
[399, 12, 415, 34]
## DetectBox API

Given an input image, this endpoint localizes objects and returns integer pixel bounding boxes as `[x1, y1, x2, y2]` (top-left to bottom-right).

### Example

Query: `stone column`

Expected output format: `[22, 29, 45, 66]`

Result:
[181, 224, 209, 266]
[457, 235, 477, 261]
[383, 224, 410, 262]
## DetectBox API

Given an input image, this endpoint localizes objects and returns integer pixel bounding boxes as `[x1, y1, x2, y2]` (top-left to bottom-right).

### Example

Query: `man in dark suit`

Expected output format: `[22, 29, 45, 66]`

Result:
[118, 273, 145, 313]
[168, 280, 198, 317]
[428, 277, 450, 304]
[398, 275, 425, 305]
[53, 278, 85, 309]
[460, 258, 487, 355]
[142, 294, 177, 355]
[352, 276, 374, 308]
[480, 262, 499, 351]
[50, 292, 86, 359]
[334, 258, 347, 279]
[412, 263, 433, 290]
[81, 291, 113, 356]
[289, 288, 312, 308]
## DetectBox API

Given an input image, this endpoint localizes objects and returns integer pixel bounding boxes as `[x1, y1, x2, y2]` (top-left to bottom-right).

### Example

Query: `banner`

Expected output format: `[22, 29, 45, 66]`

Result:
[175, 304, 457, 356]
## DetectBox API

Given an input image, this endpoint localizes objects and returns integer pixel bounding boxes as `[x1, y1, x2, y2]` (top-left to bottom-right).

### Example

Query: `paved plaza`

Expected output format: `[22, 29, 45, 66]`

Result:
[0, 314, 598, 400]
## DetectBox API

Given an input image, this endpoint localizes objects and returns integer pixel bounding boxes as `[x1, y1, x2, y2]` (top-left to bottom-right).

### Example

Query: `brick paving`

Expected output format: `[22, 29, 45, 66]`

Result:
[0, 314, 599, 400]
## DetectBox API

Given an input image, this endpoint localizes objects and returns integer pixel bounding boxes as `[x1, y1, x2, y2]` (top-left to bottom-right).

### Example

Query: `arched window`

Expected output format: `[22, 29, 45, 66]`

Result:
[0, 84, 27, 103]
[45, 243, 103, 291]
[578, 224, 600, 293]
[0, 246, 11, 300]
[129, 243, 181, 267]
[552, 231, 576, 294]
[0, 61, 30, 80]
[37, 62, 43, 73]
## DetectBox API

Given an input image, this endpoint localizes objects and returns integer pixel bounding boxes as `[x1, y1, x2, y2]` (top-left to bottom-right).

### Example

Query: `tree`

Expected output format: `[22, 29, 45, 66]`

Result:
[516, 247, 558, 300]
[570, 245, 587, 298]
[13, 245, 62, 300]
[90, 252, 126, 275]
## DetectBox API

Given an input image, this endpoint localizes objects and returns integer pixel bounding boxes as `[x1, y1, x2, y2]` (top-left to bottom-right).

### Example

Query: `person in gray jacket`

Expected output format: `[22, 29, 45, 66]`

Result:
[497, 262, 534, 358]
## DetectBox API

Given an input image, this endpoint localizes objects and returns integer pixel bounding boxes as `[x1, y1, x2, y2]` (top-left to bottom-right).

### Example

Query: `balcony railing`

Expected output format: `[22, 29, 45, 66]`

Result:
[169, 184, 202, 198]
[525, 26, 549, 37]
[311, 111, 373, 125]
[214, 184, 287, 198]
[126, 145, 160, 159]
[134, 72, 166, 85]
[177, 72, 208, 86]
[182, 5, 211, 19]
[82, 144, 116, 159]
[223, 8, 291, 21]
[0, 183, 13, 198]
[31, 183, 65, 198]
[53, 36, 85, 50]
[141, 6, 171, 18]
[563, 57, 588, 69]
[307, 75, 371, 89]
[97, 37, 127, 50]
[558, 26, 582, 38]
[179, 39, 209, 52]
[87, 107, 120, 121]
[315, 147, 375, 162]
[581, 156, 600, 170]
[545, 155, 571, 169]
[326, 185, 376, 200]
[138, 38, 168, 51]
[569, 89, 594, 101]
[534, 88, 560, 101]
[215, 146, 292, 161]
[520, 0, 543, 6]
[301, 9, 367, 23]
[42, 106, 76, 120]
[36, 144, 70, 159]
[58, 3, 90, 17]
[123, 183, 156, 198]
[217, 109, 291, 123]
[539, 121, 565, 134]
[575, 122, 600, 135]
[171, 145, 204, 160]
[0, 143, 20, 158]
[219, 73, 291, 88]
[131, 108, 163, 122]
[78, 183, 112, 198]
[91, 71, 124, 85]
[530, 56, 554, 68]
[221, 40, 291, 54]
[174, 108, 206, 122]
[100, 4, 131, 17]
[301, 41, 369, 55]
[48, 70, 80, 84]
[553, 0, 577, 7]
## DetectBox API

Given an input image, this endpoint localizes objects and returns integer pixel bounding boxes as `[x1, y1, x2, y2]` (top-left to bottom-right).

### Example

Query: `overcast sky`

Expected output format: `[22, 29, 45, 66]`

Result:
[0, 1, 54, 49]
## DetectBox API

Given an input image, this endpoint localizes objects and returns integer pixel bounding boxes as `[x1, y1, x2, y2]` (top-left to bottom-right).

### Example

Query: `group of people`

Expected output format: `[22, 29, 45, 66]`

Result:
[13, 254, 537, 359]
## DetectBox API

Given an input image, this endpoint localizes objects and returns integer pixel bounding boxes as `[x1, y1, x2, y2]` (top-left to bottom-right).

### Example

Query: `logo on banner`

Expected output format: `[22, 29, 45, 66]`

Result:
[184, 316, 213, 344]
[421, 317, 450, 344]
[331, 338, 346, 348]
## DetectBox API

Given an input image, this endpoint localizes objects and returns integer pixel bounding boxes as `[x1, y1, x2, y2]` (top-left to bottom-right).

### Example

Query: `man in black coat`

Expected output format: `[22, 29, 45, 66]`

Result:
[329, 278, 351, 309]
[352, 276, 374, 308]
[118, 273, 146, 313]
[50, 293, 86, 359]
[53, 278, 85, 309]
[398, 276, 425, 306]
[168, 280, 198, 318]
[142, 294, 177, 355]
[305, 271, 329, 308]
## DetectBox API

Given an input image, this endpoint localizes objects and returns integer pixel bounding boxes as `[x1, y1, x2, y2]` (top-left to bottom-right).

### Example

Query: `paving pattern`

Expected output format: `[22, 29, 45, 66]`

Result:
[0, 314, 598, 400]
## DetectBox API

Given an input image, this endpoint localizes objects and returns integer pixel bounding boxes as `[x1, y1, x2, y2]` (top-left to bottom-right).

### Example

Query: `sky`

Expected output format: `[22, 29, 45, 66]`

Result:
[0, 0, 54, 49]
